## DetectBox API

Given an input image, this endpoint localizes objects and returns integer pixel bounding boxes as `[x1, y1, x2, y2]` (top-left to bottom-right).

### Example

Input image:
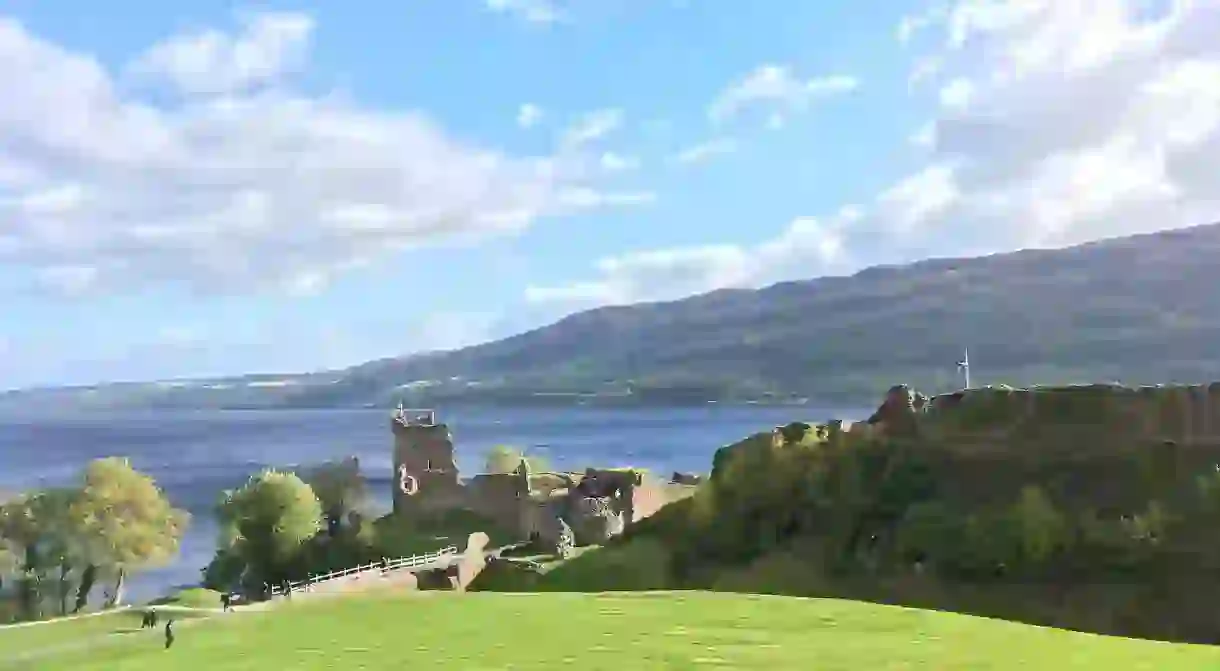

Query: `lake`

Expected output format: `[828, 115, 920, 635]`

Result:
[0, 405, 862, 602]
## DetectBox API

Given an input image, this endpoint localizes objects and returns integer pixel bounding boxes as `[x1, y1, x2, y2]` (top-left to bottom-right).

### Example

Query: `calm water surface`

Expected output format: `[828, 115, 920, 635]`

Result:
[0, 405, 861, 601]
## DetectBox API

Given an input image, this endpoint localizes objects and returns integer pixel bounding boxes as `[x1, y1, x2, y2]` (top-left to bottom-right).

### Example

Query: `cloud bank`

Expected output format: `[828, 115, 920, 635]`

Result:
[0, 12, 650, 297]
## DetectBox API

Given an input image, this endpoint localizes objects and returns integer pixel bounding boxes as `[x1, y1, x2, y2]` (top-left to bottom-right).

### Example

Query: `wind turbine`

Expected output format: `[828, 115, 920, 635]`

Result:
[956, 347, 971, 389]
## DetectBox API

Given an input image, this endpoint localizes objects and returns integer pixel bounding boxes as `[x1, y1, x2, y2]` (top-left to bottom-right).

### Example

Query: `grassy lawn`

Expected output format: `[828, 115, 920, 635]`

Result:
[20, 591, 1220, 670]
[0, 609, 145, 659]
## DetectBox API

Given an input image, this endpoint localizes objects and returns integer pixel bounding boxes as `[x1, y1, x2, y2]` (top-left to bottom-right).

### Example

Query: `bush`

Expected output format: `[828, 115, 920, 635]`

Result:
[534, 538, 673, 592]
[1010, 485, 1069, 571]
[895, 501, 964, 565]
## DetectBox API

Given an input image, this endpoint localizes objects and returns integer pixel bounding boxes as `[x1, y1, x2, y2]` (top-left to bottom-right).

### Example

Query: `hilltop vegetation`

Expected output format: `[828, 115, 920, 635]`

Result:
[8, 222, 1220, 409]
[478, 384, 1220, 644]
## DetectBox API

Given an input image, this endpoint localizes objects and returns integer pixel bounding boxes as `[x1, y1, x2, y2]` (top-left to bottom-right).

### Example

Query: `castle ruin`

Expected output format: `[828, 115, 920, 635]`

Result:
[389, 406, 652, 547]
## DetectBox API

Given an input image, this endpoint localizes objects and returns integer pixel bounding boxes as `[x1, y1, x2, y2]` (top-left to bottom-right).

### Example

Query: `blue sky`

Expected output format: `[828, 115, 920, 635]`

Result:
[1, 0, 1217, 389]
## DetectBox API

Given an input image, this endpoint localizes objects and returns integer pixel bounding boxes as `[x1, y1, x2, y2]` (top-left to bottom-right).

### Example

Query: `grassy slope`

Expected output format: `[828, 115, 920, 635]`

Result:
[0, 600, 219, 662]
[15, 592, 1220, 670]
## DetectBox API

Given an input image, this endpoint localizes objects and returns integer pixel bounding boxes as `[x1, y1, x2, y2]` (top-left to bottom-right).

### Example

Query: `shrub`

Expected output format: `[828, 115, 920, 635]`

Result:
[535, 538, 672, 592]
[895, 501, 964, 566]
[1010, 485, 1069, 570]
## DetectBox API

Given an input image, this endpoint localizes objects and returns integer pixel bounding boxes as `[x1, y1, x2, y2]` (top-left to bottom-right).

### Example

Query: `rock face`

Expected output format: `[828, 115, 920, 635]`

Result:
[864, 384, 929, 438]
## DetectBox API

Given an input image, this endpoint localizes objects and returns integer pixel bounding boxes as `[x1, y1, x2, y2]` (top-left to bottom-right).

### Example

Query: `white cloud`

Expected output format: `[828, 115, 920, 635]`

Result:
[709, 64, 858, 125]
[486, 0, 563, 24]
[532, 0, 1220, 309]
[671, 138, 736, 165]
[898, 5, 949, 45]
[0, 13, 652, 297]
[560, 108, 624, 148]
[130, 12, 314, 95]
[517, 102, 544, 128]
[599, 152, 640, 172]
[524, 208, 856, 309]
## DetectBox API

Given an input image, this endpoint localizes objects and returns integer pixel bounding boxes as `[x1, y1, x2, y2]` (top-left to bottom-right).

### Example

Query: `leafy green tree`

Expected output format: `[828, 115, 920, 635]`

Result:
[0, 494, 47, 619]
[0, 488, 90, 618]
[484, 445, 550, 475]
[302, 457, 368, 537]
[214, 470, 322, 590]
[27, 488, 84, 616]
[1010, 485, 1068, 569]
[70, 458, 190, 608]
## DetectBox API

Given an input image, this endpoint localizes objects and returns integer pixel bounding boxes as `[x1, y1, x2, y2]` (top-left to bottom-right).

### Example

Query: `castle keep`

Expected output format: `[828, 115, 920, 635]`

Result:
[389, 407, 657, 546]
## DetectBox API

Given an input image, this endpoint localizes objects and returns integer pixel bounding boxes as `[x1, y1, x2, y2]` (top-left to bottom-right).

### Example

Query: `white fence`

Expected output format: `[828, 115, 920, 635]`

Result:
[269, 545, 459, 596]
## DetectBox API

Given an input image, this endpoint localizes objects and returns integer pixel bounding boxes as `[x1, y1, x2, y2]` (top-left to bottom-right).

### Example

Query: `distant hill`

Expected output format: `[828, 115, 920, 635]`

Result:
[7, 223, 1220, 411]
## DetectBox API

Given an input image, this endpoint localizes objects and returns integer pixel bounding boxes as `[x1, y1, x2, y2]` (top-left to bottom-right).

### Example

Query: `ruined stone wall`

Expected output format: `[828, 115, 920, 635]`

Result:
[464, 474, 531, 534]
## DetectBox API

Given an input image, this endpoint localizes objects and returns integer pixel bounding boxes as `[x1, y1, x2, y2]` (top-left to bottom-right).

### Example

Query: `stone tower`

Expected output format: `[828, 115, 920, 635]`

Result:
[390, 407, 463, 515]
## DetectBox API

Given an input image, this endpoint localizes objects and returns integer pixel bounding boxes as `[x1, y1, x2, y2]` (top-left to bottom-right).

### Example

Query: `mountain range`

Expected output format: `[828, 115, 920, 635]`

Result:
[7, 223, 1220, 411]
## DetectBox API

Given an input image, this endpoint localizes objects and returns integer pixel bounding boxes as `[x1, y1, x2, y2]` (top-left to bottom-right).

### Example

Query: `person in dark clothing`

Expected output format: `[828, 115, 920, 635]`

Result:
[149, 609, 159, 628]
[221, 592, 231, 612]
[164, 620, 175, 650]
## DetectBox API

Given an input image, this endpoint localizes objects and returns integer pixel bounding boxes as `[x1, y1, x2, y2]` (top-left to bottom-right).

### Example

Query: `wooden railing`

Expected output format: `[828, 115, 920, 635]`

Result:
[269, 545, 459, 596]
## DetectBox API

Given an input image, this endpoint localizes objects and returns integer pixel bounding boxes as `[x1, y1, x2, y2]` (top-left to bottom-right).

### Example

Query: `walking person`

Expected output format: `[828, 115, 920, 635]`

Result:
[164, 619, 175, 650]
[221, 592, 232, 612]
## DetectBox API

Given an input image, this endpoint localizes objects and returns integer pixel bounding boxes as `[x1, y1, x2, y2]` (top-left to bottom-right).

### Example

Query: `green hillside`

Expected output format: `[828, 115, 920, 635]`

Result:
[8, 222, 1220, 409]
[10, 592, 1220, 670]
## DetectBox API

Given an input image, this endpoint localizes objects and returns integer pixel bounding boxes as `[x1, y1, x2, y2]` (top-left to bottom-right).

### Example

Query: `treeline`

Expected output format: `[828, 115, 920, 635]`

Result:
[671, 426, 1220, 582]
[0, 458, 189, 622]
[1, 445, 547, 622]
[0, 455, 382, 622]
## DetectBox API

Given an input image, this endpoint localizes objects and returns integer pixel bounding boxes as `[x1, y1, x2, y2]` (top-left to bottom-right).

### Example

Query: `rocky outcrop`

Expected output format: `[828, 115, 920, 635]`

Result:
[864, 384, 929, 438]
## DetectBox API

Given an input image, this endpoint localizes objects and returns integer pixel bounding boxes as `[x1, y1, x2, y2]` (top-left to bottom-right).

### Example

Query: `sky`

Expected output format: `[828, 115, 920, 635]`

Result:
[1, 0, 1218, 390]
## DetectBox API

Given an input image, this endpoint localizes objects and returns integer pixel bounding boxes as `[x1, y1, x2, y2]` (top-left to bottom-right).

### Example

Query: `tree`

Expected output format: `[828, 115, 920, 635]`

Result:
[301, 457, 367, 537]
[27, 489, 84, 616]
[1010, 485, 1068, 569]
[485, 445, 550, 475]
[0, 488, 89, 619]
[0, 494, 46, 619]
[214, 470, 322, 590]
[70, 458, 190, 608]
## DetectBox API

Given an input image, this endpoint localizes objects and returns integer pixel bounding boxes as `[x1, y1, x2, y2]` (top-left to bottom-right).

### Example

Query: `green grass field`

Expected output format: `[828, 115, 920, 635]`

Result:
[0, 609, 144, 660]
[7, 591, 1220, 670]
